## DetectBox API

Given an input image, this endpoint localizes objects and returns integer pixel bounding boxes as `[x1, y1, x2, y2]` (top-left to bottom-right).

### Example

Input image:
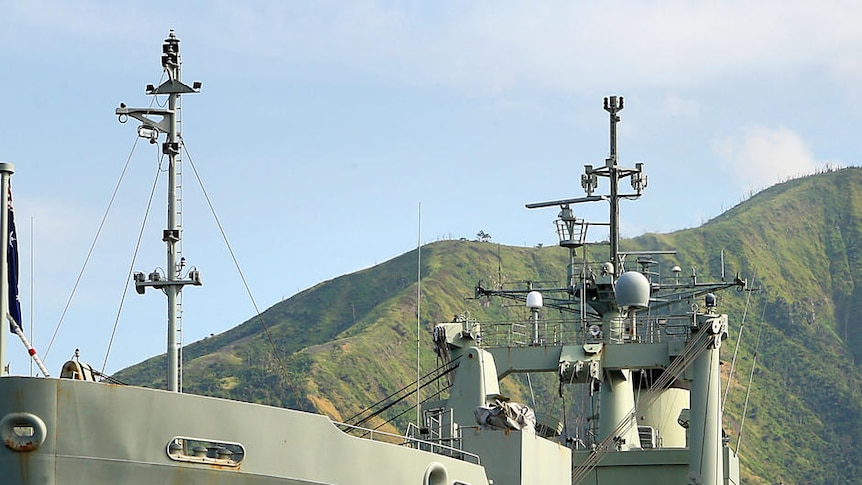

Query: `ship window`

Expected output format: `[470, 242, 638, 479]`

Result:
[166, 437, 245, 466]
[13, 425, 35, 437]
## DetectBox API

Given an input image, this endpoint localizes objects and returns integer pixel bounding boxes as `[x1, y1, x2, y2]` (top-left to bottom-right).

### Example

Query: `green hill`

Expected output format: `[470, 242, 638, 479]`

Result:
[114, 167, 862, 485]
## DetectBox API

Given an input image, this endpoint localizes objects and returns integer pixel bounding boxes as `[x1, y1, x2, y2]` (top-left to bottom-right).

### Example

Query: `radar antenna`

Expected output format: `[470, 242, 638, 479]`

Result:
[526, 96, 647, 276]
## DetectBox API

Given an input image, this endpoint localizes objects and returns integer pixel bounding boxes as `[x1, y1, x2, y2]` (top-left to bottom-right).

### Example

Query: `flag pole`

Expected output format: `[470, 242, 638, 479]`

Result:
[0, 162, 14, 376]
[10, 320, 49, 377]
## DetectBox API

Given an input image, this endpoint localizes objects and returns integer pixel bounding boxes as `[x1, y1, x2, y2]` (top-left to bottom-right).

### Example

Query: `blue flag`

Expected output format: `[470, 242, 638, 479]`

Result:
[7, 187, 21, 332]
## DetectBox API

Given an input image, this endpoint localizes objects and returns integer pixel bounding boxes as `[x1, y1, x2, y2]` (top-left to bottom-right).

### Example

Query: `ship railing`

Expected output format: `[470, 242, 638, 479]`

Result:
[630, 314, 692, 344]
[334, 422, 481, 465]
[477, 318, 579, 347]
[405, 421, 469, 460]
[476, 314, 693, 348]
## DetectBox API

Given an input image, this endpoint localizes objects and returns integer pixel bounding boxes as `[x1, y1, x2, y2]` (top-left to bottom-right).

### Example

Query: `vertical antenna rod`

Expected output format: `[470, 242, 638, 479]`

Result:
[604, 96, 623, 274]
[416, 202, 422, 428]
[116, 30, 202, 392]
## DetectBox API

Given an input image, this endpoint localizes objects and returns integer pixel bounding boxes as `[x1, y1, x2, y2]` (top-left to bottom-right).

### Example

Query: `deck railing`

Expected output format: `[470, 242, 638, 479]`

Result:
[334, 421, 481, 465]
[475, 314, 693, 348]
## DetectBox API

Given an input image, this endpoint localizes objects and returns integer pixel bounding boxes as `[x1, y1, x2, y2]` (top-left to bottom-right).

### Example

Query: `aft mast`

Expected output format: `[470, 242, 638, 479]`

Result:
[116, 30, 202, 392]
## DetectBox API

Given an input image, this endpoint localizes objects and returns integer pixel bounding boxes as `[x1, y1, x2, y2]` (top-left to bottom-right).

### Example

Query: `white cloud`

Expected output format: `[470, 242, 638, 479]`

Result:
[264, 1, 862, 93]
[712, 125, 818, 191]
[6, 1, 862, 94]
[660, 93, 700, 119]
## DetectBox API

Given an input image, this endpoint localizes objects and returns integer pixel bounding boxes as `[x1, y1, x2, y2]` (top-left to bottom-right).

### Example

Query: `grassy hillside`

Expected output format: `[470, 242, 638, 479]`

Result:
[630, 167, 862, 484]
[115, 167, 862, 485]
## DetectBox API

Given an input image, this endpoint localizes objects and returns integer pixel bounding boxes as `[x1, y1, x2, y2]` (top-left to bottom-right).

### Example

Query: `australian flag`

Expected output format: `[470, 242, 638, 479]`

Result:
[7, 187, 21, 332]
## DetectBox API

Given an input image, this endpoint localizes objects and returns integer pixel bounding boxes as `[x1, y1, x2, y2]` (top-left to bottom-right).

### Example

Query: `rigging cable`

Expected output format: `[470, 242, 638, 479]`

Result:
[571, 327, 714, 484]
[352, 363, 460, 433]
[344, 357, 461, 427]
[367, 382, 454, 435]
[527, 373, 537, 410]
[181, 141, 290, 382]
[100, 154, 164, 374]
[44, 137, 142, 361]
[722, 271, 757, 411]
[44, 73, 165, 363]
[736, 294, 769, 455]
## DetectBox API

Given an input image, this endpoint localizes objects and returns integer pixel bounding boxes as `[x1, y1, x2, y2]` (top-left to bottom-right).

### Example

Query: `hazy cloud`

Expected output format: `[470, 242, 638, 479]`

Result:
[660, 93, 701, 119]
[712, 126, 818, 192]
[5, 1, 862, 93]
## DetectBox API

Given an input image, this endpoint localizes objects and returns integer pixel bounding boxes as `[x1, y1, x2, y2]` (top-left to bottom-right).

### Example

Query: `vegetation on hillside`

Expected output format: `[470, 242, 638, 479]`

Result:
[115, 167, 862, 485]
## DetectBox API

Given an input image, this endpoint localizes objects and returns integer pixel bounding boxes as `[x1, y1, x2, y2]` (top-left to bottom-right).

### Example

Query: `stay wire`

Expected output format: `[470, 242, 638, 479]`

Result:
[100, 154, 164, 374]
[44, 73, 165, 363]
[723, 271, 757, 411]
[362, 367, 457, 432]
[369, 383, 453, 434]
[180, 140, 289, 379]
[345, 360, 451, 424]
[44, 136, 142, 361]
[572, 329, 713, 483]
[737, 294, 769, 454]
[347, 358, 461, 427]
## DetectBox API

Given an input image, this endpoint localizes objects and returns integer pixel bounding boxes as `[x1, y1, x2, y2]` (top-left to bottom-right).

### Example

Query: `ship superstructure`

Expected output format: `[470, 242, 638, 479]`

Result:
[0, 32, 745, 485]
[421, 96, 745, 485]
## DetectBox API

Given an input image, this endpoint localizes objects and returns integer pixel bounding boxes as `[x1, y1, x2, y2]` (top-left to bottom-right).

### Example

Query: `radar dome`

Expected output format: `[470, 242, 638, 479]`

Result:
[614, 271, 650, 309]
[526, 291, 543, 309]
[705, 293, 717, 308]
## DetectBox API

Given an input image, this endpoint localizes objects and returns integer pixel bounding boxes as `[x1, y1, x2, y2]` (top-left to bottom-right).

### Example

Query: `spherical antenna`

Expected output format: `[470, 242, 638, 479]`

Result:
[705, 293, 717, 308]
[526, 291, 544, 309]
[615, 271, 650, 308]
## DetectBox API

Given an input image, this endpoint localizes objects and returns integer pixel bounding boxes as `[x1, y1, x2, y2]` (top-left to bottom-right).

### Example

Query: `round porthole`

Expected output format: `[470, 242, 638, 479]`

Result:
[1, 413, 47, 452]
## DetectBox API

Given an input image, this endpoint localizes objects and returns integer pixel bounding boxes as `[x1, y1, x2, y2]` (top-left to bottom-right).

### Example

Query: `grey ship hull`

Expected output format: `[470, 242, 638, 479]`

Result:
[0, 377, 491, 485]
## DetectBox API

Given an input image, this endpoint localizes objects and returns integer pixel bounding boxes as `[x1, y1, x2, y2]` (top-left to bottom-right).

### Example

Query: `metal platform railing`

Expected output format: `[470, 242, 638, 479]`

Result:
[475, 314, 694, 348]
[334, 421, 481, 465]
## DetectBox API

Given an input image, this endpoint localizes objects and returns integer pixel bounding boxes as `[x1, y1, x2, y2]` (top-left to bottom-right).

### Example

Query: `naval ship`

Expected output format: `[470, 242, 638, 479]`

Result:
[0, 32, 746, 484]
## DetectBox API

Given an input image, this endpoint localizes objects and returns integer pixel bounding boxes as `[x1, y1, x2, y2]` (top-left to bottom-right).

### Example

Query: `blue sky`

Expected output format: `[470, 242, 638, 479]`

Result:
[1, 1, 860, 376]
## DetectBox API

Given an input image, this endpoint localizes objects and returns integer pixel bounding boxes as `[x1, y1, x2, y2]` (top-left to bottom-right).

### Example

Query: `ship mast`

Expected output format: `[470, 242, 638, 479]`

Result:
[0, 163, 13, 375]
[116, 30, 202, 392]
[521, 96, 650, 449]
[446, 96, 745, 485]
[525, 95, 647, 279]
[605, 96, 623, 274]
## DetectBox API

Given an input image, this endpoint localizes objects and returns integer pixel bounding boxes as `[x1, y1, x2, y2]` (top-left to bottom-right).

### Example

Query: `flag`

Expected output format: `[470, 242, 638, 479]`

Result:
[7, 186, 21, 332]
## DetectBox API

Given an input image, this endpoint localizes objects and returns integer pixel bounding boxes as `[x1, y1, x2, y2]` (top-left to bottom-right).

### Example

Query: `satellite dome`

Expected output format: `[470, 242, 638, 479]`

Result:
[614, 271, 650, 309]
[705, 293, 717, 308]
[526, 291, 543, 309]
